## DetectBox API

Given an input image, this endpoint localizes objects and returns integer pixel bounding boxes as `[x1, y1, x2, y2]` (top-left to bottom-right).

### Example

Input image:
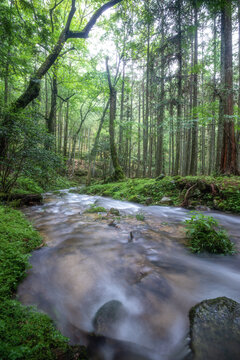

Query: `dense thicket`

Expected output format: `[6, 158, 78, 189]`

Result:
[0, 0, 239, 191]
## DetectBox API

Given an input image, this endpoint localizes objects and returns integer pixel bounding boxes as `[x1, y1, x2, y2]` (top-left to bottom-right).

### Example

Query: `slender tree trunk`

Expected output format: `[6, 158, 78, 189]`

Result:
[63, 101, 69, 157]
[86, 101, 109, 185]
[106, 58, 124, 180]
[137, 87, 141, 177]
[156, 17, 165, 177]
[190, 1, 198, 175]
[237, 1, 240, 170]
[118, 61, 125, 163]
[208, 16, 217, 175]
[143, 23, 150, 177]
[174, 0, 182, 175]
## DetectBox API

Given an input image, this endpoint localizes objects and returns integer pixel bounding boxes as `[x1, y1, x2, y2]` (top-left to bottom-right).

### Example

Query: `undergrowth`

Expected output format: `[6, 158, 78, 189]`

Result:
[0, 206, 78, 360]
[80, 176, 240, 214]
[184, 212, 235, 255]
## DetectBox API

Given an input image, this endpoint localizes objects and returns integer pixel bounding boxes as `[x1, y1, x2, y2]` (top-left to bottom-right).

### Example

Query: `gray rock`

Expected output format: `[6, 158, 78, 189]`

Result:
[109, 208, 120, 216]
[189, 297, 240, 360]
[93, 300, 127, 336]
[160, 196, 173, 205]
[195, 205, 210, 211]
[145, 197, 152, 205]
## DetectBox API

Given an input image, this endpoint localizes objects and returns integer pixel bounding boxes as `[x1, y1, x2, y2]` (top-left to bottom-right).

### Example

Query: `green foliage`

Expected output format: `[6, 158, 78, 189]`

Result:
[0, 113, 63, 193]
[80, 177, 180, 206]
[184, 213, 235, 255]
[85, 205, 107, 213]
[0, 300, 68, 360]
[14, 177, 44, 195]
[0, 205, 75, 359]
[136, 213, 145, 221]
[81, 176, 240, 214]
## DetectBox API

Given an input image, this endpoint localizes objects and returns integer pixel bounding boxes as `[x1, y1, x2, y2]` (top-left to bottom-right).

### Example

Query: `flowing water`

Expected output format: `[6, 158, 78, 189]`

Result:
[17, 189, 240, 360]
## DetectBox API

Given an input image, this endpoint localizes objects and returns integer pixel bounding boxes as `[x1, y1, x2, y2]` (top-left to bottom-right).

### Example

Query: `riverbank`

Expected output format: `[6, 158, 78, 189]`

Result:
[79, 176, 240, 214]
[0, 205, 88, 360]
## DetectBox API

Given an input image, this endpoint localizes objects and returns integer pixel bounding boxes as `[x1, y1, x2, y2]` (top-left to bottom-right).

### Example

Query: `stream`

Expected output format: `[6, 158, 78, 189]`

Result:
[17, 189, 240, 360]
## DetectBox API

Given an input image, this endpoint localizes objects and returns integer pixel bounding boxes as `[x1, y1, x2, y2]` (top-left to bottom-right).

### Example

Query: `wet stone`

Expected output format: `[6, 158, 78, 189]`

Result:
[189, 297, 240, 360]
[93, 300, 127, 336]
[109, 208, 120, 216]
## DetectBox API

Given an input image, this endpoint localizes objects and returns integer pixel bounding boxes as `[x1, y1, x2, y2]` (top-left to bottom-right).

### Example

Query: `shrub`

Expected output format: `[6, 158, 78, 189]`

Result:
[184, 212, 235, 255]
[136, 213, 145, 221]
[85, 205, 107, 213]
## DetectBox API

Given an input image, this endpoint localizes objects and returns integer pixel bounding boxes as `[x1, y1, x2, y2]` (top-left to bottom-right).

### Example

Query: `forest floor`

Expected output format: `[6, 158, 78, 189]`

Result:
[79, 176, 240, 214]
[0, 205, 88, 360]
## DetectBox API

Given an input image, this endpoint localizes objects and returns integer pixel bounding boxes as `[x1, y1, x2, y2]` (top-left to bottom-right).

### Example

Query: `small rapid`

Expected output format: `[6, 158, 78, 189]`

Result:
[17, 190, 240, 360]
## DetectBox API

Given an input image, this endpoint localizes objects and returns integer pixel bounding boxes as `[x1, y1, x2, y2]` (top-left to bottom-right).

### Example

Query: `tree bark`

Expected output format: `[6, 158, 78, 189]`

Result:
[106, 57, 124, 180]
[220, 2, 238, 175]
[174, 0, 182, 175]
[190, 0, 198, 175]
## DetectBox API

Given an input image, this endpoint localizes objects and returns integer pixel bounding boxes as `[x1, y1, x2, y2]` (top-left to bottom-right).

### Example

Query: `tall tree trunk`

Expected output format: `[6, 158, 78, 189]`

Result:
[143, 23, 150, 177]
[237, 1, 240, 170]
[174, 0, 182, 175]
[137, 87, 141, 177]
[190, 1, 198, 175]
[106, 58, 124, 180]
[220, 2, 238, 174]
[156, 16, 165, 177]
[208, 16, 217, 175]
[118, 61, 125, 163]
[63, 101, 69, 157]
[86, 101, 109, 185]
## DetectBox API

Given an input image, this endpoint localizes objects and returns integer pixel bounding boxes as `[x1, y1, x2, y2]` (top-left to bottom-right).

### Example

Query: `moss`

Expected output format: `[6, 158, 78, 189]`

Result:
[85, 205, 107, 213]
[79, 176, 240, 214]
[189, 297, 240, 360]
[0, 205, 88, 359]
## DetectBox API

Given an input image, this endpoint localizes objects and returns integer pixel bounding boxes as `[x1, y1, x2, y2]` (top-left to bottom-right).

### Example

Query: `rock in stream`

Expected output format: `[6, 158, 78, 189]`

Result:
[189, 297, 240, 360]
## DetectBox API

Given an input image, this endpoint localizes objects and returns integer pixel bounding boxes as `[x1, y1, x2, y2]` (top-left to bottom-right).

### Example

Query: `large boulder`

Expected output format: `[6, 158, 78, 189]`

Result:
[93, 300, 127, 336]
[189, 297, 240, 360]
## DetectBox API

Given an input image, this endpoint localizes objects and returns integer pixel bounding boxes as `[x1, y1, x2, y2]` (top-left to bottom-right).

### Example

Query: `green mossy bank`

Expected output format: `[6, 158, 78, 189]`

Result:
[79, 176, 240, 214]
[0, 206, 88, 360]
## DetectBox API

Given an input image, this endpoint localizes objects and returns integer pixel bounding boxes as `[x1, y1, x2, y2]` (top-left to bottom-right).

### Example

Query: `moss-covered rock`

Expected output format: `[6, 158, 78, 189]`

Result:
[189, 297, 240, 360]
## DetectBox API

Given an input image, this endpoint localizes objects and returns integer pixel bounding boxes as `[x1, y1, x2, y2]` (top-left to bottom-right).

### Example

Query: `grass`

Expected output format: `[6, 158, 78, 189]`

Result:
[0, 205, 87, 360]
[79, 176, 240, 214]
[85, 205, 107, 213]
[184, 212, 236, 255]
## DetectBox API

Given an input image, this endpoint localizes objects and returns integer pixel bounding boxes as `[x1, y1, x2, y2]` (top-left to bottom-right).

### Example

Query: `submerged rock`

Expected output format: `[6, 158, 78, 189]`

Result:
[93, 300, 127, 336]
[189, 297, 240, 360]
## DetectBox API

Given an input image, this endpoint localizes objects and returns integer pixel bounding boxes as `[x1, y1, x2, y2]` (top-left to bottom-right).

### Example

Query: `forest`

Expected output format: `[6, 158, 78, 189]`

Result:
[1, 0, 240, 359]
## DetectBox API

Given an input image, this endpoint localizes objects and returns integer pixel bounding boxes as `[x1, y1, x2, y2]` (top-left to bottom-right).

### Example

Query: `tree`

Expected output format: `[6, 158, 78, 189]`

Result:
[0, 0, 124, 160]
[220, 1, 238, 174]
[106, 57, 125, 180]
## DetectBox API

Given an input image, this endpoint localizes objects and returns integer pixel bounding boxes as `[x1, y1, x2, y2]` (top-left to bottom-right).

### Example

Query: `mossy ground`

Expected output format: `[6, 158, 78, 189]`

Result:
[0, 206, 87, 360]
[79, 176, 240, 214]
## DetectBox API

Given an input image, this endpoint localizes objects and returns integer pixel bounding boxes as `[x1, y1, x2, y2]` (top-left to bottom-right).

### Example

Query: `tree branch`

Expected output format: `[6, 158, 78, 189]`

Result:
[67, 0, 123, 39]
